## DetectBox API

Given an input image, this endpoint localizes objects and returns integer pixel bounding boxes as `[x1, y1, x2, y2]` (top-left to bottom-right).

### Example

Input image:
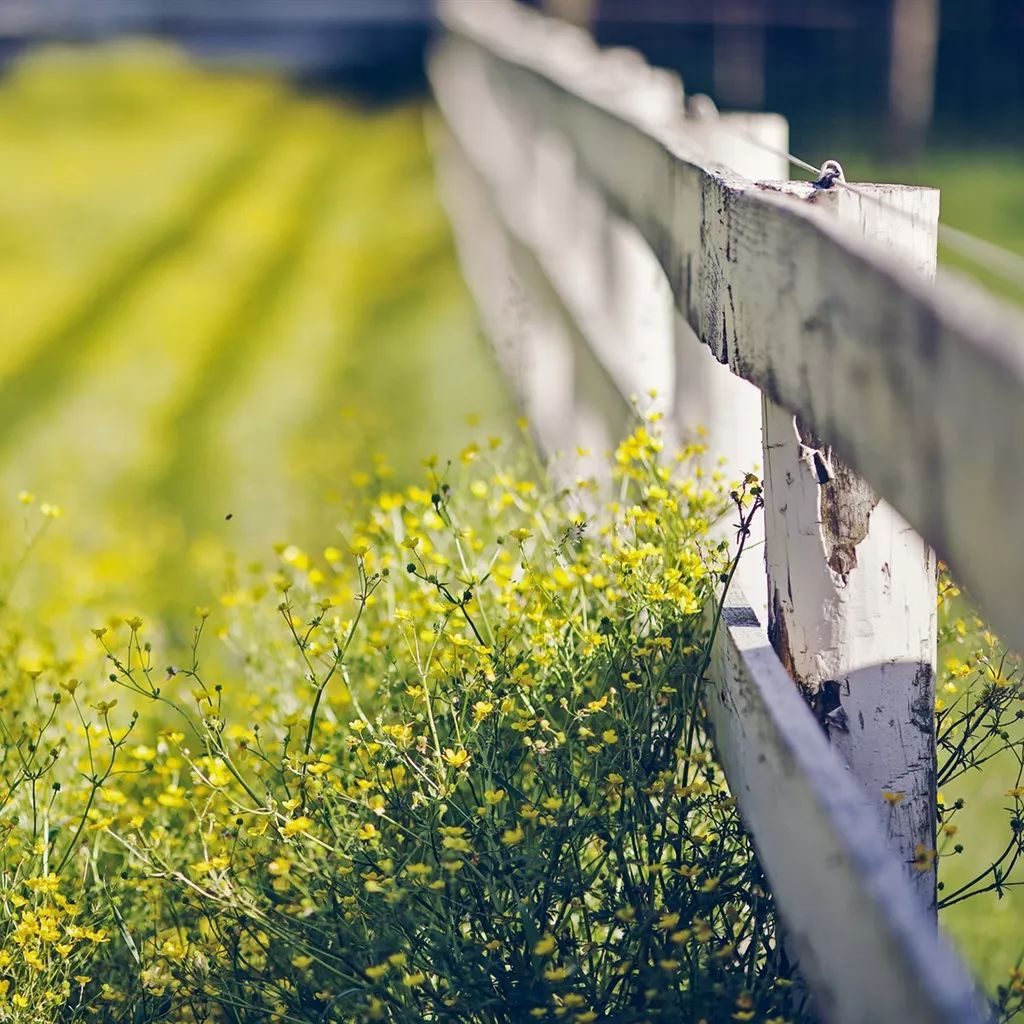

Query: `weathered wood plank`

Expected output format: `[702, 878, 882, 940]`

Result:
[674, 110, 789, 625]
[429, 117, 634, 478]
[436, 0, 1024, 664]
[429, 31, 772, 520]
[428, 32, 675, 417]
[431, 55, 986, 1024]
[431, 8, 997, 1018]
[708, 583, 984, 1024]
[761, 184, 940, 913]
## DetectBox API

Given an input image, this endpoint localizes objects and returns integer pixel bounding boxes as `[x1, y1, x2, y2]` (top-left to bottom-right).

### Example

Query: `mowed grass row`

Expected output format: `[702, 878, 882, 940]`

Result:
[0, 43, 283, 387]
[0, 45, 511, 631]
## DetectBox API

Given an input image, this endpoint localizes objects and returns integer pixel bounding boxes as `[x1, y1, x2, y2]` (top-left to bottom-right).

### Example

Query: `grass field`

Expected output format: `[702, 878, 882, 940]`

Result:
[0, 41, 512, 638]
[1, 40, 1022, 1002]
[846, 149, 1024, 307]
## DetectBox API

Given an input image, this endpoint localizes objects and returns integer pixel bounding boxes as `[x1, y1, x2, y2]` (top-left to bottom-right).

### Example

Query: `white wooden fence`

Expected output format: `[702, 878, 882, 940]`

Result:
[428, 1, 1024, 1021]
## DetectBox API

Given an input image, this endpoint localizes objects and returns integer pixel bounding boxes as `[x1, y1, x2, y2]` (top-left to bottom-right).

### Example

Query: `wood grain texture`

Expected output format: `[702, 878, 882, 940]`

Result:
[708, 583, 984, 1024]
[676, 111, 789, 625]
[431, 3, 995, 1018]
[437, 0, 1024, 664]
[761, 183, 940, 914]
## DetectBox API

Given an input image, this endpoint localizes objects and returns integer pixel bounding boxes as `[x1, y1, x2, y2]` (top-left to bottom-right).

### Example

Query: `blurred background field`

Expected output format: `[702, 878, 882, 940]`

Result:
[0, 3, 1022, 1004]
[0, 43, 513, 635]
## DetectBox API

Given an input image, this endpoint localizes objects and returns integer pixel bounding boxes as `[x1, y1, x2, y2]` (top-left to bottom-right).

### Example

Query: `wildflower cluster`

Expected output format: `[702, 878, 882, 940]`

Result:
[0, 425, 794, 1022]
[0, 424, 1021, 1021]
[931, 570, 1024, 1021]
[935, 569, 1024, 903]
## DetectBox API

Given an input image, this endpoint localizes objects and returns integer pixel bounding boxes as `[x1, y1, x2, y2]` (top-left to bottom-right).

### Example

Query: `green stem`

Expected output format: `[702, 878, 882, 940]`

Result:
[303, 596, 367, 756]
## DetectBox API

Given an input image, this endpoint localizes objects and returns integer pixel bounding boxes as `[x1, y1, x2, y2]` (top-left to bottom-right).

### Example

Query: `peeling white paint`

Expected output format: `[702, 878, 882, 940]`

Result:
[761, 181, 939, 911]
[429, 3, 994, 1018]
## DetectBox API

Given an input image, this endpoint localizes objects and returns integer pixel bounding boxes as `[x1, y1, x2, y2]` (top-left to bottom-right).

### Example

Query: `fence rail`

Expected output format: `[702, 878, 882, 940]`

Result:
[428, 1, 1024, 1020]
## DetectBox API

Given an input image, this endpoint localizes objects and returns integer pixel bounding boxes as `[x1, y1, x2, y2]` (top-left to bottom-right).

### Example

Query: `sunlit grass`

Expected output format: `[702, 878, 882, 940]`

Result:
[0, 42, 513, 636]
[1, 38, 1022, 1007]
[845, 148, 1024, 307]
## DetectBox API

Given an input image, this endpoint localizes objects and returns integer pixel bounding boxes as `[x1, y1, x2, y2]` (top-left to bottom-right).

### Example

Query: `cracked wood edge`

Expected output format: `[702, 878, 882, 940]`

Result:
[435, 91, 982, 1013]
[436, 0, 1024, 664]
[761, 182, 940, 914]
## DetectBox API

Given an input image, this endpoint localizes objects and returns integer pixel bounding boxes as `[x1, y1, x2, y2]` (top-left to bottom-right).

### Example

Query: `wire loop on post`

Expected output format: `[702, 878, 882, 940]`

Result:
[691, 113, 1024, 292]
[813, 160, 846, 190]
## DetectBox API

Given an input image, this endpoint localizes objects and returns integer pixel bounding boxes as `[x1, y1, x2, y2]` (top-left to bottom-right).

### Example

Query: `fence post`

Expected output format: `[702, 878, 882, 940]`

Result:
[761, 181, 940, 917]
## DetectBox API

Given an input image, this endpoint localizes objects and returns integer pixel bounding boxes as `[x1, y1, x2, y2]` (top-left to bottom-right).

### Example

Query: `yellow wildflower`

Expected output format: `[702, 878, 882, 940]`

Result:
[282, 816, 314, 837]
